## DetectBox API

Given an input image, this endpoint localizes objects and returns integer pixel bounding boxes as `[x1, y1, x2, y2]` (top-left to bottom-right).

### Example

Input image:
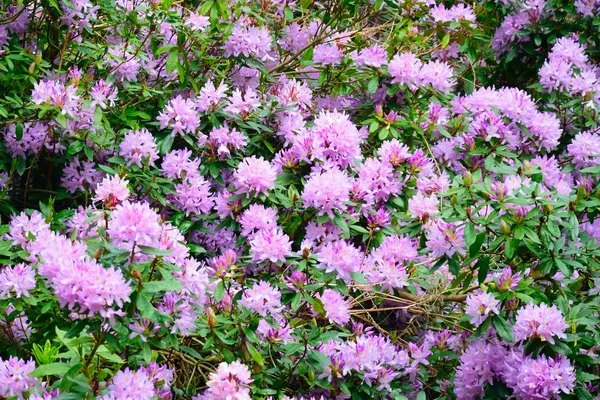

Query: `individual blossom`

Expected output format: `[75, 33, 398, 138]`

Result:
[495, 267, 521, 291]
[239, 204, 278, 237]
[351, 45, 388, 68]
[249, 228, 292, 264]
[6, 210, 51, 248]
[90, 79, 118, 109]
[425, 220, 466, 258]
[61, 157, 104, 193]
[318, 289, 351, 325]
[185, 11, 210, 31]
[31, 79, 80, 117]
[197, 80, 229, 112]
[513, 303, 568, 344]
[106, 44, 141, 82]
[388, 52, 423, 89]
[107, 201, 163, 251]
[208, 125, 248, 158]
[195, 361, 253, 400]
[99, 368, 155, 399]
[502, 350, 575, 400]
[302, 168, 352, 218]
[313, 43, 344, 65]
[465, 292, 500, 327]
[233, 156, 277, 196]
[239, 281, 283, 317]
[419, 60, 455, 93]
[161, 148, 201, 180]
[0, 263, 36, 299]
[119, 128, 159, 167]
[567, 130, 600, 167]
[0, 357, 39, 399]
[408, 191, 439, 221]
[224, 88, 261, 117]
[172, 176, 214, 217]
[1, 306, 33, 345]
[223, 24, 273, 61]
[157, 95, 201, 136]
[48, 257, 132, 322]
[317, 240, 362, 283]
[454, 339, 507, 400]
[93, 175, 130, 207]
[379, 139, 411, 166]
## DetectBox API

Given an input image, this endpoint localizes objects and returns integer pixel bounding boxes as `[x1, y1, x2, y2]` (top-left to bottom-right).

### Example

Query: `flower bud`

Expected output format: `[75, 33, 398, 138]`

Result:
[500, 220, 511, 236]
[464, 171, 473, 188]
[542, 204, 553, 215]
[28, 62, 36, 75]
[207, 307, 216, 329]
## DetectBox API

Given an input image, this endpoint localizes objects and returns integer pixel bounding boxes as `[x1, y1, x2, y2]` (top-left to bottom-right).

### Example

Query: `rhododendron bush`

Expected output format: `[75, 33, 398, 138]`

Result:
[1, 0, 600, 397]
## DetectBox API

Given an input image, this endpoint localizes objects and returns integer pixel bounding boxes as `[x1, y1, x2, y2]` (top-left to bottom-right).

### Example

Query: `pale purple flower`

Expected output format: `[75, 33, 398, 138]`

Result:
[351, 45, 388, 68]
[99, 368, 155, 399]
[90, 79, 118, 109]
[195, 361, 252, 400]
[239, 204, 278, 237]
[514, 303, 568, 344]
[197, 80, 229, 112]
[568, 130, 600, 167]
[233, 156, 277, 196]
[388, 52, 423, 89]
[93, 175, 130, 206]
[454, 339, 507, 400]
[119, 128, 159, 167]
[313, 43, 344, 65]
[318, 289, 351, 325]
[239, 281, 283, 317]
[223, 24, 273, 61]
[61, 157, 104, 193]
[317, 240, 361, 283]
[0, 357, 39, 399]
[108, 201, 163, 251]
[157, 95, 200, 136]
[185, 11, 210, 31]
[465, 292, 500, 327]
[249, 228, 292, 263]
[503, 350, 575, 400]
[172, 176, 214, 216]
[408, 192, 439, 221]
[0, 263, 36, 299]
[302, 168, 351, 218]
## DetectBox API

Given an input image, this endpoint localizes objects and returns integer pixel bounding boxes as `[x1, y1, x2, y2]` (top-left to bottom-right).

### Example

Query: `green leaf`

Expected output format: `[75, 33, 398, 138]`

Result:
[214, 280, 225, 302]
[416, 391, 426, 400]
[464, 222, 476, 246]
[469, 232, 486, 256]
[441, 34, 450, 48]
[246, 342, 264, 366]
[160, 135, 175, 155]
[16, 122, 23, 140]
[166, 50, 179, 74]
[138, 245, 173, 257]
[494, 316, 514, 342]
[31, 363, 72, 377]
[504, 238, 516, 260]
[367, 76, 379, 94]
[143, 279, 182, 294]
[549, 341, 572, 356]
[476, 256, 490, 284]
[68, 140, 84, 155]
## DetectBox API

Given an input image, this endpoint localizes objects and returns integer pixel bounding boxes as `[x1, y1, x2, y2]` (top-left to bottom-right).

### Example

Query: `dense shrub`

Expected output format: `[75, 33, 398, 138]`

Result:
[0, 0, 600, 398]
